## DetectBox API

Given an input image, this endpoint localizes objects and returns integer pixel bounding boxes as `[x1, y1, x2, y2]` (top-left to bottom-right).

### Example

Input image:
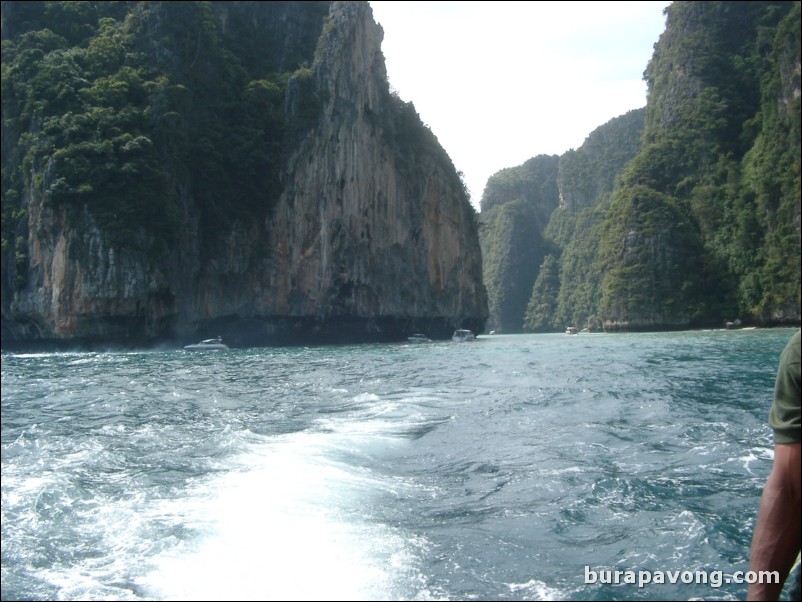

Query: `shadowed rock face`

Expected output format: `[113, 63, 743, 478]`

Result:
[1, 1, 488, 349]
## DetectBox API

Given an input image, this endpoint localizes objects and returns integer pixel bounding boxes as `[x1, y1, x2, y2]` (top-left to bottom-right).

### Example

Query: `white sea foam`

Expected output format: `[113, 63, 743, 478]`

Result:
[140, 432, 421, 601]
[507, 578, 566, 600]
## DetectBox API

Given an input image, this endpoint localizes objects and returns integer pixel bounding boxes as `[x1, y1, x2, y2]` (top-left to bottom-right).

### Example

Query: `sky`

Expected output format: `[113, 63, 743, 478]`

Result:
[368, 1, 672, 210]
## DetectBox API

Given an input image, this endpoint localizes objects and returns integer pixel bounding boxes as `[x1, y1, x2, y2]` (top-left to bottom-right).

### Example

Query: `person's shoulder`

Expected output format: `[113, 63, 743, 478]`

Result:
[785, 330, 801, 364]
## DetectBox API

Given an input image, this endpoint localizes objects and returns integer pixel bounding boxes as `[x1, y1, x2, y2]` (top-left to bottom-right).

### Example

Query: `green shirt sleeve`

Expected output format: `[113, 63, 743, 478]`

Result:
[769, 329, 801, 445]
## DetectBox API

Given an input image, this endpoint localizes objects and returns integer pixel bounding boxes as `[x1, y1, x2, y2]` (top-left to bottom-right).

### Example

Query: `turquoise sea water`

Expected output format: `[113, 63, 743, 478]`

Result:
[1, 328, 797, 601]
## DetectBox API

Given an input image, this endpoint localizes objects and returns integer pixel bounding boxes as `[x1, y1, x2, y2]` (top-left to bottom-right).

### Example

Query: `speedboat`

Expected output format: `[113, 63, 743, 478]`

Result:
[407, 333, 432, 343]
[183, 337, 229, 351]
[452, 329, 475, 342]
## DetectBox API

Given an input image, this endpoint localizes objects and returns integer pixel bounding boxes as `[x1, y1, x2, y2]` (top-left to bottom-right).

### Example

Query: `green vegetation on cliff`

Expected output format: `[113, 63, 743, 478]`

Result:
[1, 1, 330, 266]
[2, 1, 487, 347]
[478, 156, 559, 332]
[481, 1, 800, 332]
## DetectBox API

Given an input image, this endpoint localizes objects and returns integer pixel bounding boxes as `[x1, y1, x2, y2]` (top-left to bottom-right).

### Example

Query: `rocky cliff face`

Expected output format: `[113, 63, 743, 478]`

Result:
[479, 1, 800, 333]
[1, 1, 488, 348]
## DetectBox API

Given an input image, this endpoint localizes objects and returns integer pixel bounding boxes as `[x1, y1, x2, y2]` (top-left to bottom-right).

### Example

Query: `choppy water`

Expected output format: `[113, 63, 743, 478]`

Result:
[1, 328, 797, 601]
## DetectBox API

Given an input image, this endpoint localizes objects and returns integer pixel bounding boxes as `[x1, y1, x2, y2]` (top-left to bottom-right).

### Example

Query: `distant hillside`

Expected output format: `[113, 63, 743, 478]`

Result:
[480, 0, 800, 333]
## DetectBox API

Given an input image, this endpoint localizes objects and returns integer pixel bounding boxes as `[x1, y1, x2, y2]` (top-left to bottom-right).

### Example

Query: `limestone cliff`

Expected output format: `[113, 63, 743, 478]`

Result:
[479, 1, 800, 333]
[0, 1, 488, 348]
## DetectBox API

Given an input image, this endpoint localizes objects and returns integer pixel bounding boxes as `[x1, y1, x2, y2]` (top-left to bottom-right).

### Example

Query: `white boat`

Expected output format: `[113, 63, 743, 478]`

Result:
[452, 329, 475, 342]
[407, 334, 432, 343]
[566, 326, 579, 335]
[183, 337, 229, 351]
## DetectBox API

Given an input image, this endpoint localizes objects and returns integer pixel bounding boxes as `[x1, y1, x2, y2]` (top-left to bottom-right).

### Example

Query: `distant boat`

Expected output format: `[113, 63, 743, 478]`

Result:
[452, 329, 475, 343]
[407, 334, 432, 343]
[565, 326, 579, 335]
[183, 337, 229, 351]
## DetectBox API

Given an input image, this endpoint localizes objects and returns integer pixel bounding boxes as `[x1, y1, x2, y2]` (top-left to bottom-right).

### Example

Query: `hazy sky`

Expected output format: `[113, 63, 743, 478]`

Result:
[368, 1, 671, 210]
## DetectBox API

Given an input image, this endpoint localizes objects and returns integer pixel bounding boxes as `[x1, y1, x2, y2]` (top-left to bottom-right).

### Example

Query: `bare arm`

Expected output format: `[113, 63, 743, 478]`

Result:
[747, 442, 802, 601]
